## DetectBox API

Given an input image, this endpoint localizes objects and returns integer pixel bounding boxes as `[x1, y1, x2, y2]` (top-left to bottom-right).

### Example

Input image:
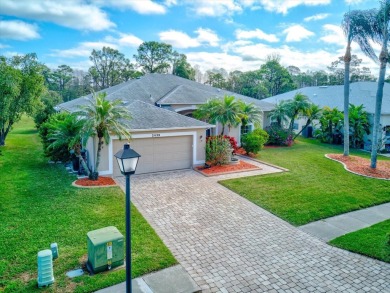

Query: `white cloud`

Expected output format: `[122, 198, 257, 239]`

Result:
[99, 0, 167, 14]
[108, 33, 143, 47]
[259, 0, 331, 15]
[320, 24, 345, 45]
[185, 0, 242, 16]
[195, 28, 220, 46]
[51, 42, 119, 58]
[0, 0, 115, 31]
[186, 52, 245, 72]
[304, 13, 330, 22]
[235, 28, 279, 43]
[159, 28, 219, 48]
[283, 25, 314, 42]
[0, 20, 40, 40]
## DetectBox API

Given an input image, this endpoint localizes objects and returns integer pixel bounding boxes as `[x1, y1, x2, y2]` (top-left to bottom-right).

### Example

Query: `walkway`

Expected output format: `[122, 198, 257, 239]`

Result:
[117, 169, 390, 293]
[299, 203, 390, 241]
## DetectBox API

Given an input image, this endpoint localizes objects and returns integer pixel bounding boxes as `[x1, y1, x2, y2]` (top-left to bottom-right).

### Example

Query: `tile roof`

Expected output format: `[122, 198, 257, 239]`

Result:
[261, 82, 390, 115]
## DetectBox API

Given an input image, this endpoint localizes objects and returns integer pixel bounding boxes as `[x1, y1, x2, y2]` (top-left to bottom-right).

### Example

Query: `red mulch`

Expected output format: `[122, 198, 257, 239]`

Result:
[327, 154, 390, 179]
[196, 161, 259, 175]
[74, 176, 117, 186]
[235, 148, 257, 157]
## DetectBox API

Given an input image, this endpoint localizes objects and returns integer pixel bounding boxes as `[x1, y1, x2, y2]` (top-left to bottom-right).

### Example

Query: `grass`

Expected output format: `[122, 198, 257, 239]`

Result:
[329, 220, 390, 263]
[0, 116, 176, 293]
[221, 138, 390, 226]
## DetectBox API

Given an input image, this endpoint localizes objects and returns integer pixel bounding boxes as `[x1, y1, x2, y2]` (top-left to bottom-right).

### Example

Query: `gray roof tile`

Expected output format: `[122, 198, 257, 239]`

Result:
[262, 82, 390, 114]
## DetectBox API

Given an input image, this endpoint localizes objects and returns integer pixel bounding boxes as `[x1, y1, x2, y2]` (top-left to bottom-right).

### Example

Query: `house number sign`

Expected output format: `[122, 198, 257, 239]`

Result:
[152, 133, 161, 137]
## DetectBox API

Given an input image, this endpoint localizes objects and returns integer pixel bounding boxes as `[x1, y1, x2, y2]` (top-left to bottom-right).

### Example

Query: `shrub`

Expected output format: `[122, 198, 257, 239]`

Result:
[241, 129, 268, 154]
[252, 128, 269, 144]
[206, 136, 232, 166]
[223, 135, 238, 153]
[265, 125, 291, 146]
[39, 112, 71, 162]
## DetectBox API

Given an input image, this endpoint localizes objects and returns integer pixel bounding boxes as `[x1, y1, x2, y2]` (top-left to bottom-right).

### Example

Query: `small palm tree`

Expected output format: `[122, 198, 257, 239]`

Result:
[238, 100, 263, 129]
[342, 9, 376, 156]
[268, 100, 289, 127]
[286, 93, 311, 136]
[194, 95, 241, 135]
[349, 104, 371, 148]
[47, 114, 90, 176]
[78, 92, 131, 179]
[370, 0, 389, 168]
[293, 104, 322, 139]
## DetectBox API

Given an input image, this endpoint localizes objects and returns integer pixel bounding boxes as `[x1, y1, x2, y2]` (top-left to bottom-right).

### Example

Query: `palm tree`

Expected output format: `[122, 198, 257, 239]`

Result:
[349, 104, 371, 148]
[47, 114, 90, 176]
[370, 0, 389, 168]
[342, 9, 377, 157]
[78, 92, 131, 179]
[238, 100, 263, 129]
[293, 104, 322, 139]
[268, 100, 289, 127]
[286, 93, 311, 136]
[194, 95, 241, 135]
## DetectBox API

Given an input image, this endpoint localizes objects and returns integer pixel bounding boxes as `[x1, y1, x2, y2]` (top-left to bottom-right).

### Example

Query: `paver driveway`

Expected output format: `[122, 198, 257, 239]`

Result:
[118, 170, 390, 293]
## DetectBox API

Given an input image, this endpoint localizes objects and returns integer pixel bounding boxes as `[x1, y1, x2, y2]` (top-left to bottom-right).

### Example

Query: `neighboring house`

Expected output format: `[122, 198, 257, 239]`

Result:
[57, 73, 275, 175]
[262, 82, 390, 150]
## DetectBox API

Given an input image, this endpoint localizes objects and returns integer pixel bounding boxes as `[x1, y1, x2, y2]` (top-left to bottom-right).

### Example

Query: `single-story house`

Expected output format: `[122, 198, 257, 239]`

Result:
[57, 73, 275, 176]
[262, 81, 390, 149]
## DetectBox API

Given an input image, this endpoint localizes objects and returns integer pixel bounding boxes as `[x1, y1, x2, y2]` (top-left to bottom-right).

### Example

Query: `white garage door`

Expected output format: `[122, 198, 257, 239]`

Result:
[113, 136, 192, 176]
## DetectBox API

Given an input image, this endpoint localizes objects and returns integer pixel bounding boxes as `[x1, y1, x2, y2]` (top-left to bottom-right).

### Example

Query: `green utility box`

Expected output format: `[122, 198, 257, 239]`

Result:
[87, 226, 124, 273]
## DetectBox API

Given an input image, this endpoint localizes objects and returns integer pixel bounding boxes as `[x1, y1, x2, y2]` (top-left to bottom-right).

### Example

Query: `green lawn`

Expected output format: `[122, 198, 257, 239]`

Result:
[0, 117, 176, 293]
[221, 138, 390, 226]
[329, 220, 390, 263]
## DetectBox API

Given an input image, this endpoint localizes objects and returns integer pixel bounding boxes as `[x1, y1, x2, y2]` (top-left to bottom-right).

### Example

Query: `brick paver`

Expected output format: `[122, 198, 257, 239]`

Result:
[117, 170, 390, 293]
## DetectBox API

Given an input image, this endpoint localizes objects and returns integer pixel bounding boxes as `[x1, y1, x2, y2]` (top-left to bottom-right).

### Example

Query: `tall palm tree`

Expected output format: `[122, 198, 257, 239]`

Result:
[342, 9, 377, 157]
[370, 0, 389, 168]
[238, 100, 263, 129]
[286, 93, 311, 136]
[78, 92, 131, 179]
[293, 104, 322, 139]
[47, 114, 90, 176]
[268, 100, 289, 127]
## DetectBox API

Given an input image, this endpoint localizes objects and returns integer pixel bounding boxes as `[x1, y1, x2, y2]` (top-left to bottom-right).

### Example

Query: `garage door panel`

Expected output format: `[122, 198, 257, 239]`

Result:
[113, 135, 193, 176]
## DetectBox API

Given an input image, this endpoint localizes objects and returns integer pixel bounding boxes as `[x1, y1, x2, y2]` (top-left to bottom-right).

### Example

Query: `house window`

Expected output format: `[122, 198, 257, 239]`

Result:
[241, 124, 253, 135]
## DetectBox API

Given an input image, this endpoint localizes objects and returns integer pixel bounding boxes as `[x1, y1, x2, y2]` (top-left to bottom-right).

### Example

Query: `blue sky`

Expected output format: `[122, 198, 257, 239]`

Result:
[0, 0, 381, 75]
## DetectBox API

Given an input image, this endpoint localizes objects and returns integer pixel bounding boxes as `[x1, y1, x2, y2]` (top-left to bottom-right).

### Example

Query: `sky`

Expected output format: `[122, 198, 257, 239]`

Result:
[0, 0, 384, 76]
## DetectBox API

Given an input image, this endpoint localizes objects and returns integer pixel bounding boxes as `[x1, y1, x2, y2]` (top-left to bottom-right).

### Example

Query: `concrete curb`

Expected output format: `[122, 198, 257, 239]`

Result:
[71, 181, 118, 188]
[325, 154, 390, 181]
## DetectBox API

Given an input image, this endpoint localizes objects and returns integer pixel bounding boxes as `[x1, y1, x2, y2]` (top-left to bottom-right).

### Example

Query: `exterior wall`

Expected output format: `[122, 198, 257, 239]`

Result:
[96, 128, 208, 175]
[85, 137, 109, 172]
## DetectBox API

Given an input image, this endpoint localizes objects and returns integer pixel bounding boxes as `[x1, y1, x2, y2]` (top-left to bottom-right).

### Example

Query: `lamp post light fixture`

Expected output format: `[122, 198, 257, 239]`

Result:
[114, 143, 141, 293]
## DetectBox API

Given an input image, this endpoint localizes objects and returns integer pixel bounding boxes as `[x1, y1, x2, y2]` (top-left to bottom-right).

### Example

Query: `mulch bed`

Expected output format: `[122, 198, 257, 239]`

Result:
[196, 161, 260, 175]
[235, 148, 257, 157]
[327, 154, 390, 180]
[74, 176, 117, 187]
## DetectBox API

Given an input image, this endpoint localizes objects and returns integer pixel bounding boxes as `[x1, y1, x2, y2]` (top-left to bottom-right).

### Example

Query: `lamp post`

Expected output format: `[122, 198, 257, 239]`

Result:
[114, 143, 140, 293]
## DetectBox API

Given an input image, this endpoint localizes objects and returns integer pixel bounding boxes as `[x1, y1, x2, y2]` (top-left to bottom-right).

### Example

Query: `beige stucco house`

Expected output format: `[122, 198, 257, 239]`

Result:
[57, 73, 275, 176]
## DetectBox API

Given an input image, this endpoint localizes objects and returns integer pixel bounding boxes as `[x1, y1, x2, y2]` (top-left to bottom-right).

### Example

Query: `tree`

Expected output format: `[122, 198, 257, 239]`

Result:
[259, 56, 296, 97]
[268, 100, 290, 127]
[370, 0, 389, 168]
[238, 100, 263, 128]
[134, 41, 174, 73]
[0, 54, 45, 146]
[172, 53, 195, 80]
[205, 71, 226, 88]
[89, 47, 128, 90]
[315, 107, 344, 144]
[194, 95, 242, 135]
[285, 93, 311, 136]
[349, 104, 371, 148]
[46, 113, 90, 175]
[342, 10, 377, 157]
[33, 90, 62, 128]
[293, 104, 322, 139]
[77, 92, 132, 179]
